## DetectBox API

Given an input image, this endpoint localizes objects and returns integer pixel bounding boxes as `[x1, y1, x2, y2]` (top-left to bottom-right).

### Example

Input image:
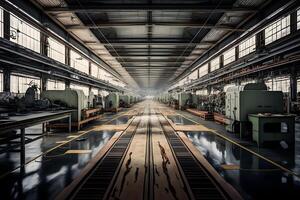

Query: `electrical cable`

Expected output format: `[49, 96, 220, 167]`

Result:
[74, 0, 139, 89]
[172, 0, 225, 82]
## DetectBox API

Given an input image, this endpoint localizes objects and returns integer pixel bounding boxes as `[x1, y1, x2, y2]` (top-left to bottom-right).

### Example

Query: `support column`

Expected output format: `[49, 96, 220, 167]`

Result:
[290, 66, 297, 102]
[220, 55, 224, 68]
[235, 46, 239, 61]
[207, 86, 212, 95]
[41, 75, 48, 92]
[3, 69, 10, 92]
[290, 10, 297, 34]
[88, 62, 92, 76]
[40, 34, 49, 56]
[256, 31, 265, 54]
[3, 10, 10, 40]
[65, 80, 70, 88]
[65, 46, 70, 66]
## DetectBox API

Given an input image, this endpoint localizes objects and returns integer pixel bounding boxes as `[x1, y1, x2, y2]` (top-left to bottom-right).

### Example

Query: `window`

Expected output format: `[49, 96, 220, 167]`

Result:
[178, 79, 185, 87]
[47, 79, 65, 90]
[47, 37, 65, 64]
[265, 15, 290, 45]
[265, 76, 290, 93]
[196, 89, 207, 95]
[70, 50, 89, 74]
[91, 63, 100, 79]
[199, 64, 208, 77]
[0, 7, 3, 38]
[224, 83, 236, 92]
[239, 36, 256, 58]
[210, 57, 220, 72]
[10, 73, 40, 94]
[10, 14, 40, 53]
[297, 9, 300, 30]
[189, 70, 198, 81]
[223, 48, 236, 66]
[99, 68, 112, 82]
[91, 88, 99, 95]
[70, 83, 89, 96]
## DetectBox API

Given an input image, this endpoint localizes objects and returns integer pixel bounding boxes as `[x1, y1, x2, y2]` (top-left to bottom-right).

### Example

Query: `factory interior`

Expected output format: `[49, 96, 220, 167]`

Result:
[0, 0, 300, 199]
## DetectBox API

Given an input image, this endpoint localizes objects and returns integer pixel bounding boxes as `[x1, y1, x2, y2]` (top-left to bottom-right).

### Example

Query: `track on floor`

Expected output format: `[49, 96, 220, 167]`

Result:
[61, 106, 239, 200]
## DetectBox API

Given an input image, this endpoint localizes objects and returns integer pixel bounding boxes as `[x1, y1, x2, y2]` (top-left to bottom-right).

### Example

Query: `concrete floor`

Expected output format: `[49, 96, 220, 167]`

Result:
[176, 109, 300, 175]
[0, 101, 300, 199]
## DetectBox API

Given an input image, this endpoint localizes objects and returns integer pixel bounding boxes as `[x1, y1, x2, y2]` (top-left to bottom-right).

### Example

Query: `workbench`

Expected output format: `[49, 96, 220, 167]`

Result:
[248, 114, 295, 147]
[0, 110, 72, 168]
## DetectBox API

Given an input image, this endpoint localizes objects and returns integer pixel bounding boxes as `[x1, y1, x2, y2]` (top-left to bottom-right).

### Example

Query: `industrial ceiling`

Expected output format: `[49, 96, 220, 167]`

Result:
[32, 0, 270, 92]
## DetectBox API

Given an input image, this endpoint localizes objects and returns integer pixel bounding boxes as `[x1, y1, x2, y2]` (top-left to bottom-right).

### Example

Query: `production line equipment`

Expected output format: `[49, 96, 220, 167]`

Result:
[41, 88, 102, 130]
[105, 92, 120, 112]
[177, 92, 198, 110]
[119, 94, 131, 108]
[225, 83, 295, 147]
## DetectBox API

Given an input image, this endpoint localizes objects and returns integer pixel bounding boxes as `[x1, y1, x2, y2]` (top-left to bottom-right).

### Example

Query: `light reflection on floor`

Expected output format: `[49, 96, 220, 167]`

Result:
[0, 130, 115, 200]
[186, 131, 300, 200]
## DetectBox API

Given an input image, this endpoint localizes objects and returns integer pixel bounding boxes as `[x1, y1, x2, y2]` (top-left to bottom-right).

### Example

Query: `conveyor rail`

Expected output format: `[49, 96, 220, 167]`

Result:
[70, 118, 141, 200]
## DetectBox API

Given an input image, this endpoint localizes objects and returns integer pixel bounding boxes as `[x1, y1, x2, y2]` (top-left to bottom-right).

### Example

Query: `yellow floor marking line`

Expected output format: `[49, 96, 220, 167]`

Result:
[173, 124, 212, 132]
[65, 150, 92, 154]
[56, 141, 70, 144]
[173, 110, 300, 178]
[221, 165, 240, 170]
[67, 135, 78, 138]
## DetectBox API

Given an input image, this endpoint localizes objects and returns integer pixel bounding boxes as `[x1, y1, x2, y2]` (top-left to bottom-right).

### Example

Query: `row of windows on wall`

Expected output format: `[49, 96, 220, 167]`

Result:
[194, 77, 300, 95]
[47, 37, 66, 64]
[265, 15, 290, 45]
[10, 73, 40, 94]
[0, 7, 125, 88]
[47, 79, 65, 90]
[2, 73, 101, 98]
[174, 10, 298, 90]
[10, 13, 41, 53]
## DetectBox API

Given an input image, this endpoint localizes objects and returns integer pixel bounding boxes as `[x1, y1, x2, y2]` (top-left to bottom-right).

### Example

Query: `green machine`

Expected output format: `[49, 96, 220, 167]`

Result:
[178, 92, 189, 110]
[130, 95, 134, 104]
[119, 94, 130, 107]
[41, 89, 88, 123]
[225, 83, 284, 138]
[105, 92, 119, 112]
[248, 114, 295, 147]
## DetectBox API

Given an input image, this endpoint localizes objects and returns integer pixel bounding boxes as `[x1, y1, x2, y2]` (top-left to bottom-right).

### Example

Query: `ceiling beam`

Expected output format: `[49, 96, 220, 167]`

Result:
[110, 54, 193, 57]
[86, 40, 213, 46]
[45, 4, 256, 13]
[124, 66, 179, 68]
[66, 22, 245, 31]
[106, 47, 197, 50]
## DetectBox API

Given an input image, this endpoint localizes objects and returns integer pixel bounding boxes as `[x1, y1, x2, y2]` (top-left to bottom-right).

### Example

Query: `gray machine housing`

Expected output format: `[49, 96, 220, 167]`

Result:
[41, 89, 88, 122]
[225, 83, 284, 136]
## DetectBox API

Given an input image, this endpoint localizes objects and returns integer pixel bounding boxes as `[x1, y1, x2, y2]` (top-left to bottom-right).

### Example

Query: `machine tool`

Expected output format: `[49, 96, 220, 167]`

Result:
[225, 83, 292, 143]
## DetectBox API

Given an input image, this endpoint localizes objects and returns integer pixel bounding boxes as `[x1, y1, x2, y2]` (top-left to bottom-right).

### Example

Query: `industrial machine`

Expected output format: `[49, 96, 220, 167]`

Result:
[248, 113, 295, 147]
[178, 92, 198, 110]
[119, 94, 131, 108]
[0, 83, 50, 116]
[41, 88, 101, 130]
[225, 83, 285, 139]
[105, 92, 119, 112]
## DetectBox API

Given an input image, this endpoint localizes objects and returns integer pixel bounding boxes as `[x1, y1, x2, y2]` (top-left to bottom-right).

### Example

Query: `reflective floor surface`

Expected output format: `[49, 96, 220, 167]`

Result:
[107, 115, 133, 125]
[186, 131, 300, 200]
[0, 130, 116, 200]
[167, 115, 196, 125]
